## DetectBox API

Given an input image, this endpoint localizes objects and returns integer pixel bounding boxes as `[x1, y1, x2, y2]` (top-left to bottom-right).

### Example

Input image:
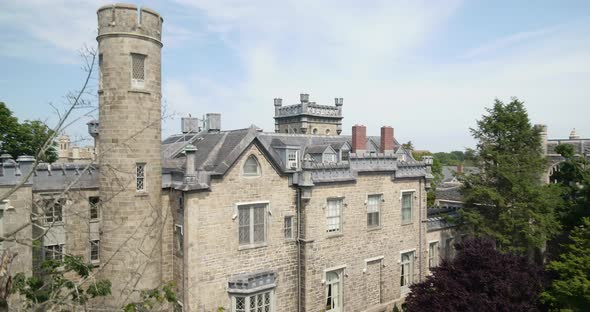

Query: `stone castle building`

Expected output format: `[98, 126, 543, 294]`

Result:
[7, 3, 577, 311]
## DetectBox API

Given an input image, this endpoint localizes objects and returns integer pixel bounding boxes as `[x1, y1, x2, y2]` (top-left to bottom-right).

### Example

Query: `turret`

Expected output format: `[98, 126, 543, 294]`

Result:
[96, 3, 163, 306]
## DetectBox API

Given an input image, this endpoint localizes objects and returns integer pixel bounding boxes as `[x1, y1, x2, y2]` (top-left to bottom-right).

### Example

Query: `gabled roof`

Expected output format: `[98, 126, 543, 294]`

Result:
[305, 144, 336, 155]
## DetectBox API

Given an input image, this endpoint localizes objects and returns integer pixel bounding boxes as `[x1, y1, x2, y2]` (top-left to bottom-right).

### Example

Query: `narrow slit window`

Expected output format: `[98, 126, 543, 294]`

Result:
[284, 216, 293, 239]
[89, 196, 99, 220]
[90, 240, 100, 262]
[98, 54, 103, 89]
[136, 163, 146, 192]
[131, 53, 146, 88]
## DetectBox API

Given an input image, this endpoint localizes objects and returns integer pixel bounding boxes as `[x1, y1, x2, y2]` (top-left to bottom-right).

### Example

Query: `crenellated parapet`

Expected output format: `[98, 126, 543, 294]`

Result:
[97, 3, 163, 46]
[276, 103, 342, 119]
[350, 153, 398, 172]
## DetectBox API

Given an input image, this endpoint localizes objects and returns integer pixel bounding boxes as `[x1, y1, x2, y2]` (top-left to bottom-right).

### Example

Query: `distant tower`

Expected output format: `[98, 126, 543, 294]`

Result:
[274, 94, 344, 135]
[58, 135, 70, 161]
[96, 3, 163, 305]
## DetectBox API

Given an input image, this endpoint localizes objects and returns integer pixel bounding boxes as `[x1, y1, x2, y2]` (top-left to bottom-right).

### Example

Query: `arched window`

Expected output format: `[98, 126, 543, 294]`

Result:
[243, 155, 261, 177]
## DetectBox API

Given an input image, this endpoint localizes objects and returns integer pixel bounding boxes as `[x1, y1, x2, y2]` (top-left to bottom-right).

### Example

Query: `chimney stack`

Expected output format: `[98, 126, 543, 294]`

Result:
[206, 113, 221, 132]
[334, 98, 343, 106]
[352, 125, 367, 154]
[300, 93, 309, 103]
[380, 126, 395, 154]
[274, 98, 283, 106]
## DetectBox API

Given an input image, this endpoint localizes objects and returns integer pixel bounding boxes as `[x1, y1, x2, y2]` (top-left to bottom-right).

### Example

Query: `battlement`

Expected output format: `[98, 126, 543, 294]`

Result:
[97, 3, 163, 44]
[275, 103, 342, 119]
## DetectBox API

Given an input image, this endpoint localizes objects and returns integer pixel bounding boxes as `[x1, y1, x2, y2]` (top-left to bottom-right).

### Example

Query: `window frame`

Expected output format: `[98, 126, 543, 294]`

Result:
[400, 250, 415, 293]
[43, 198, 65, 225]
[324, 268, 344, 312]
[175, 224, 184, 255]
[284, 216, 294, 240]
[136, 162, 146, 192]
[231, 289, 274, 312]
[130, 53, 146, 89]
[90, 240, 100, 263]
[237, 202, 269, 249]
[326, 197, 344, 235]
[366, 194, 382, 229]
[44, 244, 64, 262]
[428, 241, 439, 269]
[89, 196, 99, 220]
[243, 155, 261, 177]
[400, 191, 414, 225]
[286, 149, 299, 169]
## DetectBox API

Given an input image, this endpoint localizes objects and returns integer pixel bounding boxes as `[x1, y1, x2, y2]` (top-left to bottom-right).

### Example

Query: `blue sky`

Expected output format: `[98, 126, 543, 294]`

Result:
[1, 0, 589, 152]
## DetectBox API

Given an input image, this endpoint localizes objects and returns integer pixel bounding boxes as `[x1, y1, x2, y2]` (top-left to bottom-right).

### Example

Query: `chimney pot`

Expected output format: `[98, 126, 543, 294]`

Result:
[335, 98, 343, 106]
[274, 98, 283, 106]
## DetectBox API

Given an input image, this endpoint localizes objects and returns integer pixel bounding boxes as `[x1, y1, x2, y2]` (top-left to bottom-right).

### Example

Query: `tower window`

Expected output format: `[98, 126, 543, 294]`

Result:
[98, 54, 103, 90]
[136, 163, 146, 192]
[89, 196, 99, 220]
[131, 53, 146, 88]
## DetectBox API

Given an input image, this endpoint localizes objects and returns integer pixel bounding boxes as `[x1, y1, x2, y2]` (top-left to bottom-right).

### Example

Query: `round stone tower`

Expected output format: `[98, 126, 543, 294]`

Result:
[96, 3, 163, 305]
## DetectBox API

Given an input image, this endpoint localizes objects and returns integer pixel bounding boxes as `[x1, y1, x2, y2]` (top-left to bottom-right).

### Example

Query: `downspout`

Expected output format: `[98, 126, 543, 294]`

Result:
[296, 188, 302, 312]
[418, 179, 423, 281]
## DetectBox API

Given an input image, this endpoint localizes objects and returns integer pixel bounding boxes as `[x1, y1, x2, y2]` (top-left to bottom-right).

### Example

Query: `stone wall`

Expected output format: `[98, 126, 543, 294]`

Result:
[301, 176, 428, 311]
[184, 144, 298, 311]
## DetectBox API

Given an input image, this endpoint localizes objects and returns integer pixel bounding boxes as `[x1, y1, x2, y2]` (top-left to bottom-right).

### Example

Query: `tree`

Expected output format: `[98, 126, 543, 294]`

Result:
[459, 98, 562, 258]
[402, 141, 414, 151]
[541, 217, 590, 311]
[412, 150, 443, 207]
[10, 255, 112, 311]
[404, 238, 544, 312]
[0, 102, 57, 163]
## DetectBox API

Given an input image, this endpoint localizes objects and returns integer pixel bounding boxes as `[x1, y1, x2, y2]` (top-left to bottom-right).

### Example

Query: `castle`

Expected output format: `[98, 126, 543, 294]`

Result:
[0, 3, 586, 311]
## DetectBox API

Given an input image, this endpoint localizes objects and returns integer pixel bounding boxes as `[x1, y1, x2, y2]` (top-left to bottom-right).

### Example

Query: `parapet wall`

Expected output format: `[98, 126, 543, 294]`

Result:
[97, 3, 163, 44]
[0, 155, 98, 191]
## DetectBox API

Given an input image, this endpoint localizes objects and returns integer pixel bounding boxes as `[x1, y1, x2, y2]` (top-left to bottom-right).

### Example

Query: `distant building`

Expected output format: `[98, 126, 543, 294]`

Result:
[57, 134, 94, 163]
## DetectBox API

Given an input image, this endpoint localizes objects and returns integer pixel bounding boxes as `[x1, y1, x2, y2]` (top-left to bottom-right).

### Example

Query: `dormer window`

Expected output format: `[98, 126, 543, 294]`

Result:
[286, 150, 298, 169]
[243, 155, 261, 177]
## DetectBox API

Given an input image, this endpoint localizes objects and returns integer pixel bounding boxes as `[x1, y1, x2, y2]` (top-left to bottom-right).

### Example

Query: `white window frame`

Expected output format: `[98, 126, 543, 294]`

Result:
[231, 289, 274, 312]
[284, 216, 294, 240]
[400, 250, 415, 293]
[136, 163, 146, 192]
[90, 240, 100, 263]
[286, 149, 298, 169]
[324, 268, 344, 312]
[326, 198, 343, 234]
[43, 198, 65, 225]
[400, 190, 415, 225]
[44, 244, 65, 262]
[323, 153, 336, 163]
[237, 202, 269, 248]
[428, 241, 439, 269]
[243, 155, 261, 177]
[130, 53, 146, 89]
[366, 194, 382, 228]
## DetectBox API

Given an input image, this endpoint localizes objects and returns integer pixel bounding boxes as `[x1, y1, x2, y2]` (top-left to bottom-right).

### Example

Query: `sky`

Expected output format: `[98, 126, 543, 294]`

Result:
[0, 0, 589, 152]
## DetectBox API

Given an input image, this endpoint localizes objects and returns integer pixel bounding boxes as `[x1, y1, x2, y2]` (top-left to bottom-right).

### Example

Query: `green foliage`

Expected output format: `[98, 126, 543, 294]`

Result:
[412, 150, 443, 206]
[10, 255, 111, 309]
[402, 141, 414, 151]
[393, 303, 401, 312]
[0, 102, 57, 162]
[123, 282, 179, 312]
[459, 98, 562, 257]
[541, 218, 590, 311]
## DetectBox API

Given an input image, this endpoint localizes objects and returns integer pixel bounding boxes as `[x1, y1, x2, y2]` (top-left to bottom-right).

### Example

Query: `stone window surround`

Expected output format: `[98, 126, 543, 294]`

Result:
[283, 215, 294, 240]
[400, 189, 416, 225]
[365, 193, 383, 230]
[136, 162, 146, 193]
[89, 196, 100, 221]
[399, 248, 416, 294]
[428, 240, 439, 270]
[242, 155, 261, 177]
[323, 265, 346, 312]
[90, 239, 100, 263]
[235, 200, 270, 251]
[130, 53, 147, 89]
[325, 197, 345, 237]
[230, 289, 274, 312]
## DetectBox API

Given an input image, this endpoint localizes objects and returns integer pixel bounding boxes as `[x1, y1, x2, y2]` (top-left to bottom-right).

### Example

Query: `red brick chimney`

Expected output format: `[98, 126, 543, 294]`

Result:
[380, 126, 394, 154]
[352, 125, 366, 154]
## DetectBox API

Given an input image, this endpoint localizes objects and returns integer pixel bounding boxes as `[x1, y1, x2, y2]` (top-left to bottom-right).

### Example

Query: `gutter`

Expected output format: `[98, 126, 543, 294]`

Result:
[296, 187, 303, 312]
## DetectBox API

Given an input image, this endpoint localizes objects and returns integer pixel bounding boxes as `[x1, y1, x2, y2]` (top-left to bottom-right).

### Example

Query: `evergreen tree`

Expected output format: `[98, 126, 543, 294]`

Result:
[541, 217, 590, 311]
[459, 98, 562, 258]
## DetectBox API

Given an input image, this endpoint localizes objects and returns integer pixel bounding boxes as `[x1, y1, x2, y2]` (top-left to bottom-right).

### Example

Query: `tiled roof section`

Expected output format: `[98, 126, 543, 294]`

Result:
[441, 166, 479, 183]
[436, 186, 462, 202]
[427, 207, 459, 232]
[305, 144, 333, 154]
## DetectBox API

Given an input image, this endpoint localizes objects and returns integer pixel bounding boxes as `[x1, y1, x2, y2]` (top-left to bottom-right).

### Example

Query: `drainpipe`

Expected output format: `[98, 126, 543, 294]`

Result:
[296, 187, 302, 312]
[418, 179, 423, 281]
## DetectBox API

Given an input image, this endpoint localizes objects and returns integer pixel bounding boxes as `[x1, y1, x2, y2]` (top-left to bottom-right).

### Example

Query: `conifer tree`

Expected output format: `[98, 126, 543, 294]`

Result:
[459, 98, 562, 258]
